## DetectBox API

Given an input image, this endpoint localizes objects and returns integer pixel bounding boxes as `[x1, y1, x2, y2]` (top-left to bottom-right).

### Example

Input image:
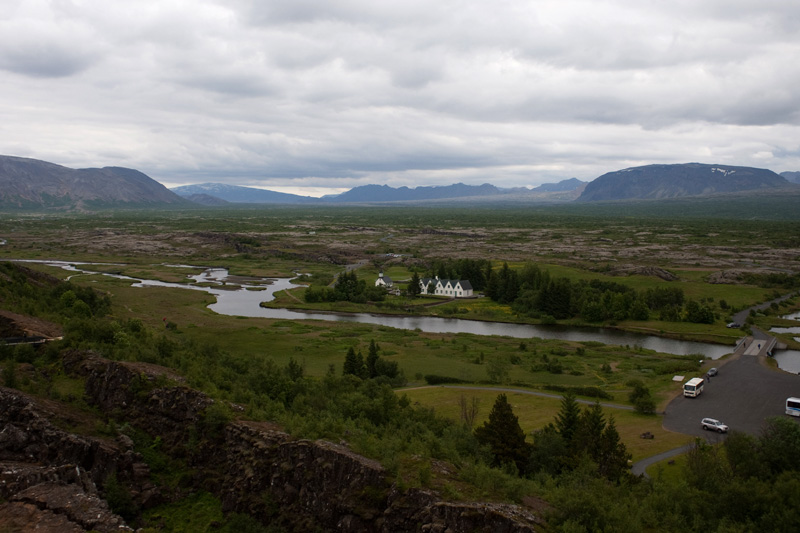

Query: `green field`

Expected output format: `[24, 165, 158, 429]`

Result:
[2, 205, 798, 468]
[400, 386, 693, 462]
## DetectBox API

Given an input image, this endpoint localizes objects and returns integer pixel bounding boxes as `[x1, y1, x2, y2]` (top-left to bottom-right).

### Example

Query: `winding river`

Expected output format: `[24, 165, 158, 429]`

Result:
[19, 260, 740, 361]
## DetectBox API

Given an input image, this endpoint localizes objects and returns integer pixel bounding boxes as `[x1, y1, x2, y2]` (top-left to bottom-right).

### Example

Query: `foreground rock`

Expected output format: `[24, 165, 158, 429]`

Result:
[1, 351, 544, 531]
[0, 386, 148, 532]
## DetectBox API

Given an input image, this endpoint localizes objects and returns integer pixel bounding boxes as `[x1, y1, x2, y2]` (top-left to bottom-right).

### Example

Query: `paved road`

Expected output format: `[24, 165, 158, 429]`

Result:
[732, 290, 800, 326]
[631, 443, 695, 477]
[663, 352, 800, 439]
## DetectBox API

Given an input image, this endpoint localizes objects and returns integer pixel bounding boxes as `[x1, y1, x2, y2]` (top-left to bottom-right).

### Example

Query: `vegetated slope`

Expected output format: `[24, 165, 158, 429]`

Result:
[544, 187, 800, 220]
[0, 155, 188, 209]
[171, 182, 318, 204]
[183, 193, 230, 206]
[577, 163, 793, 202]
[533, 178, 586, 192]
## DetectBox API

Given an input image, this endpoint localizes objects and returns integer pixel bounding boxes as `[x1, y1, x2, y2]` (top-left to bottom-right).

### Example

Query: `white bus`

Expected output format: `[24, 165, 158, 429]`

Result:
[684, 377, 705, 398]
[787, 397, 800, 417]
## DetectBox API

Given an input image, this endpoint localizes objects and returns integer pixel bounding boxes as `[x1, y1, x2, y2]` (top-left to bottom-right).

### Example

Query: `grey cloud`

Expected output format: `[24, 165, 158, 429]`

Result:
[0, 20, 99, 78]
[2, 0, 800, 192]
[0, 46, 95, 78]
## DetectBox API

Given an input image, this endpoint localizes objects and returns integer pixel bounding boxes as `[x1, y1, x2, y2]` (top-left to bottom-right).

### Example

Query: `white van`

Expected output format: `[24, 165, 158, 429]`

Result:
[684, 377, 705, 398]
[787, 397, 800, 417]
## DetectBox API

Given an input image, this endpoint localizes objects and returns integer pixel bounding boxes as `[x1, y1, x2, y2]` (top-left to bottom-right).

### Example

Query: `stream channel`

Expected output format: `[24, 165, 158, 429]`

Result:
[23, 260, 800, 368]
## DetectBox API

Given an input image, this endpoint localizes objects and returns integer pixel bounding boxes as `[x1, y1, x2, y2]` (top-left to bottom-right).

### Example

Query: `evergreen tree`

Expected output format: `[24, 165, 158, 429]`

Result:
[474, 394, 530, 474]
[285, 357, 304, 381]
[529, 423, 568, 476]
[408, 272, 421, 298]
[356, 351, 367, 378]
[597, 415, 631, 481]
[629, 298, 650, 321]
[494, 263, 520, 303]
[554, 392, 581, 444]
[537, 278, 571, 319]
[366, 339, 379, 378]
[485, 269, 498, 300]
[572, 402, 606, 462]
[343, 347, 366, 378]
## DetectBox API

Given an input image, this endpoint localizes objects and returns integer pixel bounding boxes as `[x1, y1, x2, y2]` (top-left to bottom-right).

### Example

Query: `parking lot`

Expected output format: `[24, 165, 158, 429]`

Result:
[663, 352, 800, 438]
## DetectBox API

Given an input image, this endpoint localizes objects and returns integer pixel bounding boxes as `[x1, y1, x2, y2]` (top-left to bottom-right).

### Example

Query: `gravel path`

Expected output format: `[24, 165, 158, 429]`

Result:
[400, 384, 633, 411]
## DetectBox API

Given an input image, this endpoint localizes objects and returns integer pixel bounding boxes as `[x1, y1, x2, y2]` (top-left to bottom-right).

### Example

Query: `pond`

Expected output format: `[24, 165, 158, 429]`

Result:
[773, 350, 800, 374]
[770, 327, 800, 335]
[781, 311, 800, 321]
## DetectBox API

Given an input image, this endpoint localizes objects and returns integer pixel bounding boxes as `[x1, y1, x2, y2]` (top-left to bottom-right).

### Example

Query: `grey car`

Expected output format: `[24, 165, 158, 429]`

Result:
[701, 418, 728, 433]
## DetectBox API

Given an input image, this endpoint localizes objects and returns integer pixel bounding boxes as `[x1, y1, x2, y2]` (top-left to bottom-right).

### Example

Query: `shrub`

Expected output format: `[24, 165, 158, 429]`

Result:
[199, 402, 233, 438]
[104, 471, 137, 521]
[627, 380, 656, 414]
[424, 374, 467, 385]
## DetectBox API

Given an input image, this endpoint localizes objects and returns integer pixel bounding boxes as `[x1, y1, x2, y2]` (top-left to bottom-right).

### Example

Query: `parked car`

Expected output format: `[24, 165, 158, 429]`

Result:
[727, 322, 741, 328]
[708, 367, 718, 377]
[701, 418, 728, 433]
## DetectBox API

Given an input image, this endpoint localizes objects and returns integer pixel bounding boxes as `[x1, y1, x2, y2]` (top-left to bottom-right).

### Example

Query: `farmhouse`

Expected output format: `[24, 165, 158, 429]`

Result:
[375, 272, 393, 288]
[420, 276, 473, 298]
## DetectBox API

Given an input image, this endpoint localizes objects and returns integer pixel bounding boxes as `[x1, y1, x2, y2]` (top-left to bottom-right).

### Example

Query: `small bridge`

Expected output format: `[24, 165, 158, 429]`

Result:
[736, 334, 779, 357]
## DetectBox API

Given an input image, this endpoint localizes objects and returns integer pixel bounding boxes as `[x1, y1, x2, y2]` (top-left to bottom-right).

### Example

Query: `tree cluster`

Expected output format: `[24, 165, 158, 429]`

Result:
[485, 261, 721, 324]
[474, 394, 531, 474]
[342, 340, 404, 386]
[425, 258, 491, 291]
[676, 417, 800, 530]
[0, 262, 111, 321]
[474, 391, 631, 483]
[529, 392, 631, 482]
[304, 270, 386, 303]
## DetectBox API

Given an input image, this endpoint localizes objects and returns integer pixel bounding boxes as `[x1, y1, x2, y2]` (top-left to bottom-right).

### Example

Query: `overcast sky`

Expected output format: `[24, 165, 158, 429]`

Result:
[2, 0, 799, 195]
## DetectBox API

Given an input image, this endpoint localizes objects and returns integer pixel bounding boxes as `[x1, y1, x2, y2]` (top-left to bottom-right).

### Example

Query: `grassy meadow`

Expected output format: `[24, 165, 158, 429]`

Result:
[2, 205, 798, 466]
[399, 386, 693, 462]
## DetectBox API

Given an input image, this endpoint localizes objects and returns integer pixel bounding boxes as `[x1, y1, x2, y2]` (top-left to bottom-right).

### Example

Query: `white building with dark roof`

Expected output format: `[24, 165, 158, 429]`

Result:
[375, 272, 393, 288]
[419, 276, 473, 298]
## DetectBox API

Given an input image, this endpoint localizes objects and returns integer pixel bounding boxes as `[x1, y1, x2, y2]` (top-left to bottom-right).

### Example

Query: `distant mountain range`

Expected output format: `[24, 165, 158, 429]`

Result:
[172, 179, 587, 205]
[171, 183, 318, 204]
[531, 177, 586, 192]
[781, 171, 800, 184]
[2, 155, 798, 210]
[577, 163, 794, 202]
[0, 155, 186, 209]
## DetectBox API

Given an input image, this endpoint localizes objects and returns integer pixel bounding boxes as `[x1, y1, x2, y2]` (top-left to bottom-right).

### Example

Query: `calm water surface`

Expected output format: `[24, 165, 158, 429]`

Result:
[781, 311, 800, 321]
[17, 260, 750, 362]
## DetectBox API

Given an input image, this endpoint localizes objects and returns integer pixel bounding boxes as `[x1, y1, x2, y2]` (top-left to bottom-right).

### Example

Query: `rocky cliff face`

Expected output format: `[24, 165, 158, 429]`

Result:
[2, 351, 543, 532]
[0, 384, 156, 532]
